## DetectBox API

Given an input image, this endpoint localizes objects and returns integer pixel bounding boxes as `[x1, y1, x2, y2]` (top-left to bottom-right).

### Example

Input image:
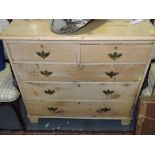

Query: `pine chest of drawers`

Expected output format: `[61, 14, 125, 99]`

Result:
[1, 19, 155, 124]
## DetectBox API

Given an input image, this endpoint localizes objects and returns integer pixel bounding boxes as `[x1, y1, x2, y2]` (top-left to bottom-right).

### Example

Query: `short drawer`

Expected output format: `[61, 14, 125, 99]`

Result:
[14, 63, 145, 82]
[26, 100, 133, 118]
[20, 82, 140, 102]
[80, 44, 154, 63]
[8, 43, 77, 62]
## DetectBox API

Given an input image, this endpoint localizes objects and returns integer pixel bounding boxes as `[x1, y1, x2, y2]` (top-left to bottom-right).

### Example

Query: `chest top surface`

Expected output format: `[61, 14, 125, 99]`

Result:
[0, 19, 155, 41]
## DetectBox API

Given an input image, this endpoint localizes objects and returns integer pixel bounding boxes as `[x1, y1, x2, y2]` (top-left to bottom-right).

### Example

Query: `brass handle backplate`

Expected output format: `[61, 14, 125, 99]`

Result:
[103, 89, 114, 95]
[108, 52, 122, 61]
[105, 71, 118, 78]
[48, 106, 58, 111]
[44, 89, 55, 95]
[36, 50, 50, 59]
[96, 107, 111, 113]
[40, 70, 53, 77]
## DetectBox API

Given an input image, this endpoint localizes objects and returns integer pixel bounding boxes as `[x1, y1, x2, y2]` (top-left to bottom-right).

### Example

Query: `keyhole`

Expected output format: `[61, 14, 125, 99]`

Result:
[41, 45, 44, 48]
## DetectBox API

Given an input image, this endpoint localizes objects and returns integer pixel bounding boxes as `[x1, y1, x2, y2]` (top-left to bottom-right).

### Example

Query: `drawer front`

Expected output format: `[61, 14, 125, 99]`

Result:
[81, 44, 153, 63]
[14, 63, 145, 82]
[20, 82, 139, 102]
[26, 100, 133, 118]
[8, 43, 77, 62]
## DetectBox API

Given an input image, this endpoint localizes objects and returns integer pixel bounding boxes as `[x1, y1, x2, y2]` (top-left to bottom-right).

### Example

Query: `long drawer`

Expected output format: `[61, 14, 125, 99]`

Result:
[26, 100, 133, 118]
[80, 44, 153, 63]
[14, 63, 145, 82]
[8, 43, 77, 62]
[20, 82, 140, 102]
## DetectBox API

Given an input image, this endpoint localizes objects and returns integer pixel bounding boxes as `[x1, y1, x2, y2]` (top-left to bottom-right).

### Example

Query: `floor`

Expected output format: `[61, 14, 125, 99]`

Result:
[0, 98, 136, 134]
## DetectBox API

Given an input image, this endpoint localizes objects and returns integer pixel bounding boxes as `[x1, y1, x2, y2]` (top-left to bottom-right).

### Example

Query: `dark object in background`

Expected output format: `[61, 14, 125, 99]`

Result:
[136, 98, 155, 135]
[0, 19, 12, 68]
[0, 40, 5, 71]
[50, 19, 93, 34]
[7, 19, 13, 23]
[0, 97, 26, 130]
[150, 19, 155, 25]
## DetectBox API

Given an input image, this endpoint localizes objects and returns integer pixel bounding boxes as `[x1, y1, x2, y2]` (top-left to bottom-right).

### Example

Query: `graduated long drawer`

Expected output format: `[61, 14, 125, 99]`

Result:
[14, 63, 145, 82]
[8, 43, 77, 62]
[20, 82, 140, 102]
[26, 100, 133, 118]
[80, 44, 153, 63]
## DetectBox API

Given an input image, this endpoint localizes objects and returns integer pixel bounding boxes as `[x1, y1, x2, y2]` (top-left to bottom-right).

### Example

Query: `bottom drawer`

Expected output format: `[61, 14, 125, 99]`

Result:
[26, 100, 133, 118]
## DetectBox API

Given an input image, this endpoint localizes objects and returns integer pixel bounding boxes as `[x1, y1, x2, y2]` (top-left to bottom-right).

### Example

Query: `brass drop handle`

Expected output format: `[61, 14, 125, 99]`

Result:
[44, 89, 55, 95]
[36, 50, 50, 59]
[48, 106, 58, 111]
[96, 107, 111, 113]
[105, 71, 118, 78]
[40, 70, 53, 77]
[103, 89, 114, 95]
[108, 52, 122, 61]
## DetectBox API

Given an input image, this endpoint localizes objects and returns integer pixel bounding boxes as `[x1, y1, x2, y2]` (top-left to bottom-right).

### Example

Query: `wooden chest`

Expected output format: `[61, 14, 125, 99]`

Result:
[1, 19, 155, 124]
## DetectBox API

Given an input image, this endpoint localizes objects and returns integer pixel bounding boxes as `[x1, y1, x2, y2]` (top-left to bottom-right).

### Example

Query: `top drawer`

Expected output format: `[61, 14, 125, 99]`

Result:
[80, 44, 154, 63]
[8, 43, 77, 62]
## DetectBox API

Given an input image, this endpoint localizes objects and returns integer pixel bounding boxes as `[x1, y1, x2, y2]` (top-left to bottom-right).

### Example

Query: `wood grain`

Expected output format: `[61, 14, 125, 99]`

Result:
[8, 43, 77, 62]
[1, 19, 154, 124]
[1, 20, 155, 40]
[14, 63, 146, 82]
[26, 100, 133, 118]
[81, 44, 154, 63]
[20, 82, 140, 102]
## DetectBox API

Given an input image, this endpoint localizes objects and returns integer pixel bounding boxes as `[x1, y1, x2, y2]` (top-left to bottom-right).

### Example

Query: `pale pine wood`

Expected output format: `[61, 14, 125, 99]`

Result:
[1, 20, 155, 40]
[1, 20, 155, 124]
[14, 63, 145, 82]
[20, 82, 140, 102]
[26, 100, 133, 118]
[80, 44, 154, 63]
[8, 43, 76, 62]
[5, 40, 155, 44]
[9, 41, 154, 63]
